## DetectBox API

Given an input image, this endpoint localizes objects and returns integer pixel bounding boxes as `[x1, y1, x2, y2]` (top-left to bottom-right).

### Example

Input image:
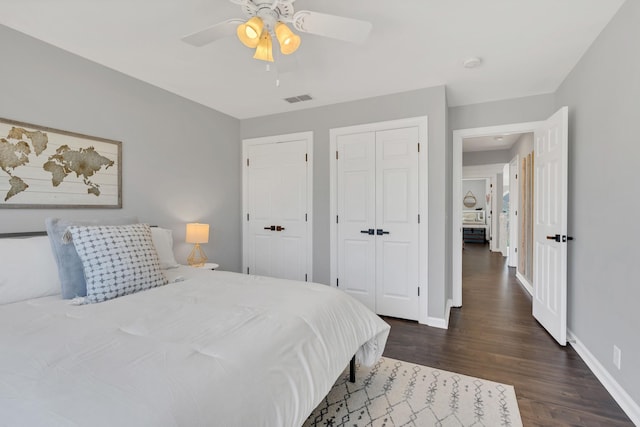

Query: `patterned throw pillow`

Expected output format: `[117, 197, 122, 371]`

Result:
[67, 224, 168, 303]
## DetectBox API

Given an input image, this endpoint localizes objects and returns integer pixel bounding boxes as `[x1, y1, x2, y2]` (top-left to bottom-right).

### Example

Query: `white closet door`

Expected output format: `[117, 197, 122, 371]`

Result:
[246, 140, 308, 281]
[374, 127, 420, 320]
[336, 132, 376, 309]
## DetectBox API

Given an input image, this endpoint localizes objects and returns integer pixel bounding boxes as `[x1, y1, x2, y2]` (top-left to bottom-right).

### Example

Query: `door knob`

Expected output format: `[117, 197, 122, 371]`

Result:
[360, 229, 374, 235]
[276, 225, 285, 231]
[376, 229, 390, 235]
[264, 225, 275, 231]
[546, 234, 560, 242]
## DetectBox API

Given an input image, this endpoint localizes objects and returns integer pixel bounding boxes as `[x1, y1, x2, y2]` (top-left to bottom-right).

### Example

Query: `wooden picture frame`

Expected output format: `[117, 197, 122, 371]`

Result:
[0, 117, 122, 208]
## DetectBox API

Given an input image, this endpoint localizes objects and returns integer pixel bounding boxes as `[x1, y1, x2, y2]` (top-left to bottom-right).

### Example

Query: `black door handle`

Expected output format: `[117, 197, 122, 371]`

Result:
[547, 234, 575, 243]
[376, 229, 390, 235]
[276, 225, 285, 231]
[360, 229, 374, 235]
[264, 225, 275, 231]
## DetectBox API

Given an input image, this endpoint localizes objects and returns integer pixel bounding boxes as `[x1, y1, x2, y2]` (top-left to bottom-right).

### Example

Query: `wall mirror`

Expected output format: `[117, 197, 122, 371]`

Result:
[463, 191, 477, 208]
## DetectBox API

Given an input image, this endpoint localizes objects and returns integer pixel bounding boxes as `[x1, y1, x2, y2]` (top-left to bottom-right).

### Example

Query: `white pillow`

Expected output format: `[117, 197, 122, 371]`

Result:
[0, 236, 61, 305]
[67, 224, 168, 304]
[150, 227, 179, 269]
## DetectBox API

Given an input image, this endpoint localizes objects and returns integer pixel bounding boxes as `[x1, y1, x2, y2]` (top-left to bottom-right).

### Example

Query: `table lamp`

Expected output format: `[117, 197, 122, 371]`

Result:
[186, 223, 209, 267]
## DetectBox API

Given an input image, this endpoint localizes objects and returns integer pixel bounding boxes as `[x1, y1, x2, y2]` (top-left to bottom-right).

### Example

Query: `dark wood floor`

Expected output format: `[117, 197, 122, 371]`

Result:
[382, 243, 633, 426]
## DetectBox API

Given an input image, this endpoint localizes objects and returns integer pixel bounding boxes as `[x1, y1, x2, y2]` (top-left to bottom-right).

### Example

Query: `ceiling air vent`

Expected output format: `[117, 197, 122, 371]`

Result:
[284, 94, 313, 104]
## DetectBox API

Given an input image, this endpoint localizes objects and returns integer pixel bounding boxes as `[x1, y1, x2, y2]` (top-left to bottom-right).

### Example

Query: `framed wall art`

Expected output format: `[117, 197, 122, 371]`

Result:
[0, 117, 121, 208]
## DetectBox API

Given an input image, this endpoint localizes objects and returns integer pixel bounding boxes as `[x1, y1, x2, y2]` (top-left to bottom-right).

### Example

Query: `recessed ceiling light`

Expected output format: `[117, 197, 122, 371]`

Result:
[463, 57, 483, 69]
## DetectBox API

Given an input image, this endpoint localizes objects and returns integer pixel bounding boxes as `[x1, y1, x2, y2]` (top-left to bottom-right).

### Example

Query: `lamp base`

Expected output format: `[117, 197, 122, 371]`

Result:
[187, 243, 208, 267]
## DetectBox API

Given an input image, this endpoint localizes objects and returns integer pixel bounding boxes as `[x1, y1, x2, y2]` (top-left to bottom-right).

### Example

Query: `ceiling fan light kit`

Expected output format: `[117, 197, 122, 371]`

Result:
[253, 30, 275, 62]
[237, 16, 264, 48]
[275, 22, 300, 55]
[182, 0, 373, 63]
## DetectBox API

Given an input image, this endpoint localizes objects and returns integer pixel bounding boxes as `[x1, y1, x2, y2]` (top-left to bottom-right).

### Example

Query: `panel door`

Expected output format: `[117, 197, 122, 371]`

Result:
[336, 132, 376, 309]
[374, 127, 420, 320]
[246, 140, 308, 281]
[533, 107, 569, 346]
[508, 156, 519, 268]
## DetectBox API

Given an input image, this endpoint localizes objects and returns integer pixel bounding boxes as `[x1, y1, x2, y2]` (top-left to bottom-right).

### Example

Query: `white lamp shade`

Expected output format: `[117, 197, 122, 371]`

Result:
[186, 223, 210, 244]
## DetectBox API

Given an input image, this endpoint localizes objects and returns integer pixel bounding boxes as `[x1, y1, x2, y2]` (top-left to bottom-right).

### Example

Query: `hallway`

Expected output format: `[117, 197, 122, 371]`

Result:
[382, 243, 632, 426]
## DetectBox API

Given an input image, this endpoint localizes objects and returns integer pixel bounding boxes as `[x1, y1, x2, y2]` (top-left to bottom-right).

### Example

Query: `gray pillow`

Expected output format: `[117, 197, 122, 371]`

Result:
[45, 216, 138, 299]
[67, 224, 167, 303]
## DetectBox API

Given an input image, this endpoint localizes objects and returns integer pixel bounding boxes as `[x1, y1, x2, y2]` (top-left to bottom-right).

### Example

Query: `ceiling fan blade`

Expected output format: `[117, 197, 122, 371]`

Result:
[292, 10, 372, 44]
[181, 19, 244, 47]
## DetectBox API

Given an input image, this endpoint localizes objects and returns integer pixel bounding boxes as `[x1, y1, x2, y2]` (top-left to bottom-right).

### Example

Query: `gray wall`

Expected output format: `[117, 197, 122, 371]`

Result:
[450, 94, 555, 131]
[241, 86, 451, 319]
[463, 149, 511, 167]
[0, 25, 242, 272]
[509, 133, 534, 160]
[555, 0, 640, 404]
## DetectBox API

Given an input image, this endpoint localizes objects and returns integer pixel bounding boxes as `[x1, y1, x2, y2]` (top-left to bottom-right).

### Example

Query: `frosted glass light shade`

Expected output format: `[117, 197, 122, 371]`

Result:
[237, 17, 263, 48]
[275, 22, 300, 55]
[253, 31, 274, 62]
[186, 223, 209, 244]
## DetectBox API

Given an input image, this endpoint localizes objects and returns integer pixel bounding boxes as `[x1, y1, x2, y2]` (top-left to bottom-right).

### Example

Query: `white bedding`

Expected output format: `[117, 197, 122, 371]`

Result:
[0, 267, 389, 426]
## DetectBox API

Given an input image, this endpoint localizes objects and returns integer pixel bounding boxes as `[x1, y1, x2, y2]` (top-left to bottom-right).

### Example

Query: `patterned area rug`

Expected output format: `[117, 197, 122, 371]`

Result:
[304, 357, 522, 427]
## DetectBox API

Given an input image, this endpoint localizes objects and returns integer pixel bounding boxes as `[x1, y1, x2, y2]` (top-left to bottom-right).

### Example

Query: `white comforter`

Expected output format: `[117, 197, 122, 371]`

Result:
[0, 267, 389, 427]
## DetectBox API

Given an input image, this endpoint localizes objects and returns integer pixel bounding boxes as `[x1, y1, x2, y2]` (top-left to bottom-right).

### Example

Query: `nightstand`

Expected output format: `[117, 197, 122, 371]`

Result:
[200, 263, 219, 270]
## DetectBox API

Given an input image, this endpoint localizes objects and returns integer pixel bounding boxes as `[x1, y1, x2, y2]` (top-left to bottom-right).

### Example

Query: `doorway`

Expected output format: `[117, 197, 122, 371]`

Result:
[452, 122, 541, 308]
[452, 107, 570, 346]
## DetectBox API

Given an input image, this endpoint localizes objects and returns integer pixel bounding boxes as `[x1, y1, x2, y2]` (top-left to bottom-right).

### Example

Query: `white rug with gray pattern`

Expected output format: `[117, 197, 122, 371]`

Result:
[305, 357, 522, 427]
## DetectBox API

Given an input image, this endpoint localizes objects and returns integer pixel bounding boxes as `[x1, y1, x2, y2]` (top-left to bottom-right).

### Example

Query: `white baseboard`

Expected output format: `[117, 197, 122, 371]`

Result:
[568, 330, 640, 426]
[427, 299, 454, 329]
[515, 272, 533, 296]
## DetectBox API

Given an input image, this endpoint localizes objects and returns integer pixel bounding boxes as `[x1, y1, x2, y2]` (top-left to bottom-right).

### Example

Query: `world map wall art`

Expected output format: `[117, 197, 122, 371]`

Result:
[0, 118, 121, 208]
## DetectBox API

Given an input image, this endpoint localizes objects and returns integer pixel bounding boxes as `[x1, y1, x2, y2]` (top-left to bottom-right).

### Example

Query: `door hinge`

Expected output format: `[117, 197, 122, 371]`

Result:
[418, 143, 420, 152]
[515, 210, 517, 216]
[247, 267, 250, 274]
[515, 247, 518, 253]
[336, 278, 339, 287]
[418, 286, 420, 296]
[490, 183, 493, 188]
[336, 215, 339, 224]
[305, 274, 308, 282]
[246, 158, 249, 167]
[305, 153, 308, 162]
[515, 174, 518, 179]
[418, 214, 421, 224]
[336, 151, 339, 160]
[305, 213, 308, 222]
[247, 213, 250, 221]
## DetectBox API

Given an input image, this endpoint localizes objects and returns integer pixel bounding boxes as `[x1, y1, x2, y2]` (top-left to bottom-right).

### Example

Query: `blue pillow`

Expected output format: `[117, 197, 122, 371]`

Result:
[45, 217, 138, 299]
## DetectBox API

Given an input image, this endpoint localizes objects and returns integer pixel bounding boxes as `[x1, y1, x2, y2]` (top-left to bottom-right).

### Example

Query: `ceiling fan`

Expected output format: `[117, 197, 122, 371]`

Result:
[182, 0, 373, 62]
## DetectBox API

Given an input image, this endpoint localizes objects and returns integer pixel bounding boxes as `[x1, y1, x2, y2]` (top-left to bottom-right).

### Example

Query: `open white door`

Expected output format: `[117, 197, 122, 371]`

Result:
[533, 107, 569, 346]
[508, 155, 519, 267]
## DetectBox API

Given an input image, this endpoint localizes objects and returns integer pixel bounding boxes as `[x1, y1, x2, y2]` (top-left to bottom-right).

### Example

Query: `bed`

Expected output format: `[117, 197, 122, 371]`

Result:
[0, 224, 390, 426]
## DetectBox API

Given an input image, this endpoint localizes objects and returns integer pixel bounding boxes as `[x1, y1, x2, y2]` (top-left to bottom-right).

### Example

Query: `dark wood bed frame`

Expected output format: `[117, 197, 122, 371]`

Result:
[0, 230, 359, 383]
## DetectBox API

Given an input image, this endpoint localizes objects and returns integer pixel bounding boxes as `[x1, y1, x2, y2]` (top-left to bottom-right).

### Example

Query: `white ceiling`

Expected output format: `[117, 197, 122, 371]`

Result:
[0, 0, 625, 119]
[464, 133, 523, 152]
